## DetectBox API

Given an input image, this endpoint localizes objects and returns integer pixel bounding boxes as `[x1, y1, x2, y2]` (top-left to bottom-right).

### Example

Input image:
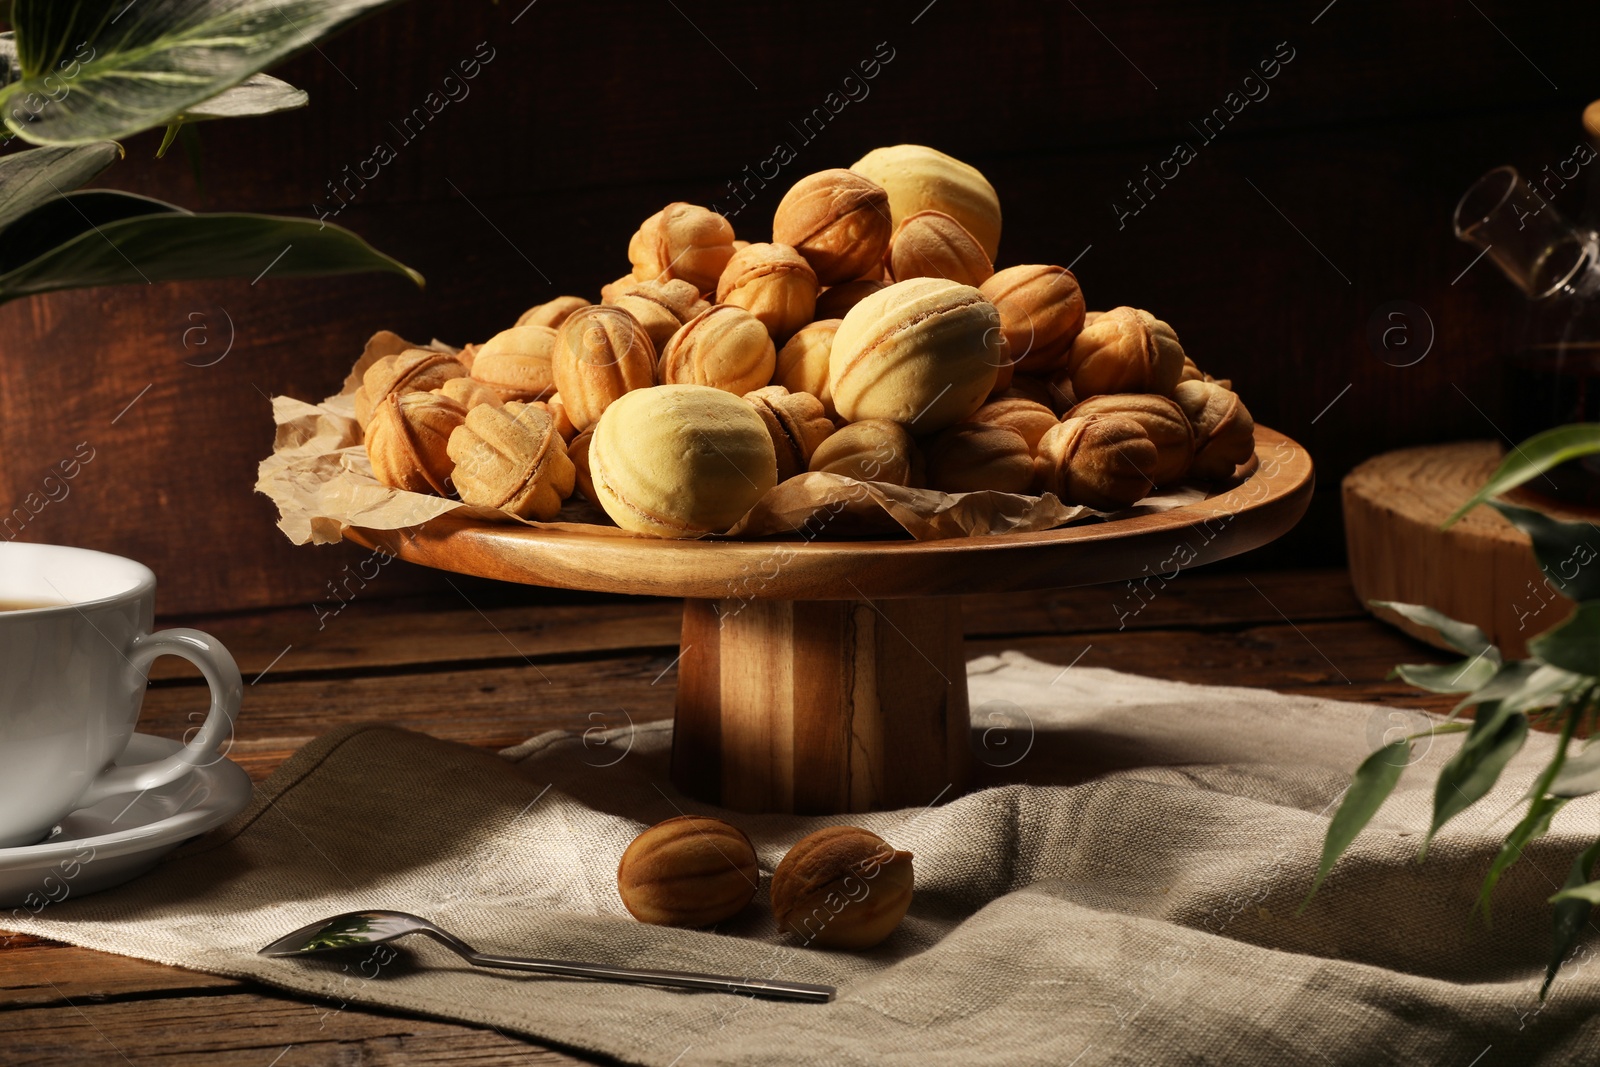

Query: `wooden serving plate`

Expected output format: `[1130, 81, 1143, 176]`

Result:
[348, 425, 1313, 814]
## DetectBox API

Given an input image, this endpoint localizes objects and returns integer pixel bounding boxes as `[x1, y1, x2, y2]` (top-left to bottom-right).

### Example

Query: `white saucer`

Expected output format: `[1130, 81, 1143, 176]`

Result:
[0, 733, 252, 909]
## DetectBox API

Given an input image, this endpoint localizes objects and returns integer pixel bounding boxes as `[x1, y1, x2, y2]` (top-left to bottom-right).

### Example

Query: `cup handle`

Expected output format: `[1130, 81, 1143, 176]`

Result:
[77, 628, 244, 807]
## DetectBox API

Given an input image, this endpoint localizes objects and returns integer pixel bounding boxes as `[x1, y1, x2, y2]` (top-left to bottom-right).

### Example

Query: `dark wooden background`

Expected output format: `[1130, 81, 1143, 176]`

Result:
[1, 0, 1596, 615]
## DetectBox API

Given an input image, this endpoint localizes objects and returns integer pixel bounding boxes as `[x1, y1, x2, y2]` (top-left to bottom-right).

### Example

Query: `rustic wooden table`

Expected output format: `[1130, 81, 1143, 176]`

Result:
[0, 566, 1453, 1065]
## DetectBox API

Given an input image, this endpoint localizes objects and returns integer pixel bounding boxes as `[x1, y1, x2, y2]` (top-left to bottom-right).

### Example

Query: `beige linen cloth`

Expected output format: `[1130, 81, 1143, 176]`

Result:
[9, 653, 1600, 1065]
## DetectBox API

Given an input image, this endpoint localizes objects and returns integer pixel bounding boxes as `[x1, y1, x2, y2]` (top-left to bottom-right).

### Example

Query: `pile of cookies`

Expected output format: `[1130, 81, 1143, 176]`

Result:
[352, 144, 1255, 538]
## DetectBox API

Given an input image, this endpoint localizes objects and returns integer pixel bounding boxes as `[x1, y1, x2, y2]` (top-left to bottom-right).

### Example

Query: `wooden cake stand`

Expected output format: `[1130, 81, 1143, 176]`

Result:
[347, 426, 1313, 814]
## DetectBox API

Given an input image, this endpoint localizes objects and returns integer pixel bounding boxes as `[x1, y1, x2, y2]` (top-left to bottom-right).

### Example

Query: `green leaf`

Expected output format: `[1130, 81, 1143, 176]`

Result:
[156, 122, 181, 159]
[1450, 660, 1543, 715]
[1, 0, 404, 146]
[0, 140, 118, 232]
[1489, 501, 1600, 603]
[1385, 606, 1511, 697]
[1499, 664, 1592, 717]
[0, 189, 177, 273]
[1544, 838, 1600, 999]
[1302, 739, 1412, 907]
[1551, 879, 1600, 906]
[1422, 703, 1529, 858]
[1476, 706, 1578, 923]
[1301, 721, 1472, 908]
[0, 191, 422, 302]
[1446, 424, 1600, 526]
[1476, 794, 1565, 924]
[1529, 603, 1600, 678]
[1372, 600, 1493, 656]
[156, 74, 308, 158]
[1446, 659, 1585, 720]
[184, 73, 308, 121]
[1552, 742, 1600, 798]
[1395, 655, 1501, 696]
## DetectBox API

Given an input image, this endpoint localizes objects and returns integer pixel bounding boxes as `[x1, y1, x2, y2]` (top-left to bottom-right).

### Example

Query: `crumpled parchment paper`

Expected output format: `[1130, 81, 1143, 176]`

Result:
[257, 332, 1213, 546]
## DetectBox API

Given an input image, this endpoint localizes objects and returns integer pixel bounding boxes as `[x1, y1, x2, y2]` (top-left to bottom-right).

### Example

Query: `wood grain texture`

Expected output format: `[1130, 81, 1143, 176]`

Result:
[73, 3, 1599, 214]
[126, 614, 1451, 784]
[0, 992, 587, 1065]
[142, 652, 684, 760]
[1, 2, 1595, 613]
[0, 945, 240, 1006]
[1343, 442, 1599, 658]
[146, 593, 682, 681]
[345, 427, 1312, 600]
[674, 598, 969, 812]
[146, 566, 1365, 679]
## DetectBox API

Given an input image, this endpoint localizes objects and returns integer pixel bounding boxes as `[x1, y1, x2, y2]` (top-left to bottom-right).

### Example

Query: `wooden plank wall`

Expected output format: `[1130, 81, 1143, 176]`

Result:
[1, 1, 1595, 614]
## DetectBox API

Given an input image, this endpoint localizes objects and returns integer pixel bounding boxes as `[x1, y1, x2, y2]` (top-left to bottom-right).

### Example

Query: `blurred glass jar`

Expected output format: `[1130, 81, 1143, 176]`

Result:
[1455, 165, 1600, 504]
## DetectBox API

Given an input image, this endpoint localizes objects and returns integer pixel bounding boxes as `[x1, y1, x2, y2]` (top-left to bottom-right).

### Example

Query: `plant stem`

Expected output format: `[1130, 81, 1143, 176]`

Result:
[1520, 686, 1587, 809]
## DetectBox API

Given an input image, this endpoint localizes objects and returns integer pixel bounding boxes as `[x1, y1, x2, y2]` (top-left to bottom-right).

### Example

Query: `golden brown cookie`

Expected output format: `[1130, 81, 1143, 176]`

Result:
[446, 400, 576, 520]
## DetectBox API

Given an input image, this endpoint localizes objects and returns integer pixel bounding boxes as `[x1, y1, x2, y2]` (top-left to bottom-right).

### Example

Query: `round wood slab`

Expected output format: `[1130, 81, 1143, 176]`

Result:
[345, 425, 1313, 601]
[1343, 440, 1597, 658]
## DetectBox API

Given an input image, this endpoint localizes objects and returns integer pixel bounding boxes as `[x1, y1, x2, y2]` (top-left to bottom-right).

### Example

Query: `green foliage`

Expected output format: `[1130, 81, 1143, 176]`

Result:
[1476, 711, 1579, 923]
[0, 141, 118, 231]
[1552, 743, 1600, 798]
[0, 1, 404, 145]
[1374, 600, 1494, 656]
[1489, 501, 1600, 603]
[1545, 839, 1600, 998]
[0, 193, 421, 302]
[1531, 604, 1600, 678]
[1393, 657, 1501, 696]
[1445, 424, 1600, 525]
[158, 73, 309, 158]
[1377, 600, 1502, 695]
[1301, 723, 1468, 908]
[1305, 740, 1407, 903]
[0, 4, 419, 303]
[181, 74, 309, 122]
[1422, 702, 1528, 858]
[1313, 424, 1600, 999]
[1477, 795, 1564, 924]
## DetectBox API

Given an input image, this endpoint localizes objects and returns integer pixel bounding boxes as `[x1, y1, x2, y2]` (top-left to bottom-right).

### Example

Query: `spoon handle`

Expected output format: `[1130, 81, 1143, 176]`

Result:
[469, 952, 835, 1003]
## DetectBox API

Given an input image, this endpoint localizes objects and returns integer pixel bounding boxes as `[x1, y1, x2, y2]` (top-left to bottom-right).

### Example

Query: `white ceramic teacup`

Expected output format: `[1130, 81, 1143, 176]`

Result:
[0, 543, 243, 848]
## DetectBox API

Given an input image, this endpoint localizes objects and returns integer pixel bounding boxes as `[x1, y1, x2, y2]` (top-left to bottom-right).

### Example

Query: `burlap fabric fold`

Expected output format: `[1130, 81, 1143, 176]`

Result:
[8, 653, 1600, 1065]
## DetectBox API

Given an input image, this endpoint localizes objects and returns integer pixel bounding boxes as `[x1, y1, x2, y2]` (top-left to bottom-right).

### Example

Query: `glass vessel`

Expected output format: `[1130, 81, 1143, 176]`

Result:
[1454, 165, 1600, 504]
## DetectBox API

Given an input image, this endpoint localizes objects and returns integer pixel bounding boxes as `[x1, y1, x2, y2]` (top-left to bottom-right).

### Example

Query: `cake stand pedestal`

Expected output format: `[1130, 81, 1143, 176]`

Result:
[348, 426, 1314, 814]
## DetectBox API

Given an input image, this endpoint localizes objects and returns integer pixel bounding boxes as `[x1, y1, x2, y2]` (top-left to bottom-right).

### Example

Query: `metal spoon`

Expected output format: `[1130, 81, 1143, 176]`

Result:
[259, 910, 835, 1003]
